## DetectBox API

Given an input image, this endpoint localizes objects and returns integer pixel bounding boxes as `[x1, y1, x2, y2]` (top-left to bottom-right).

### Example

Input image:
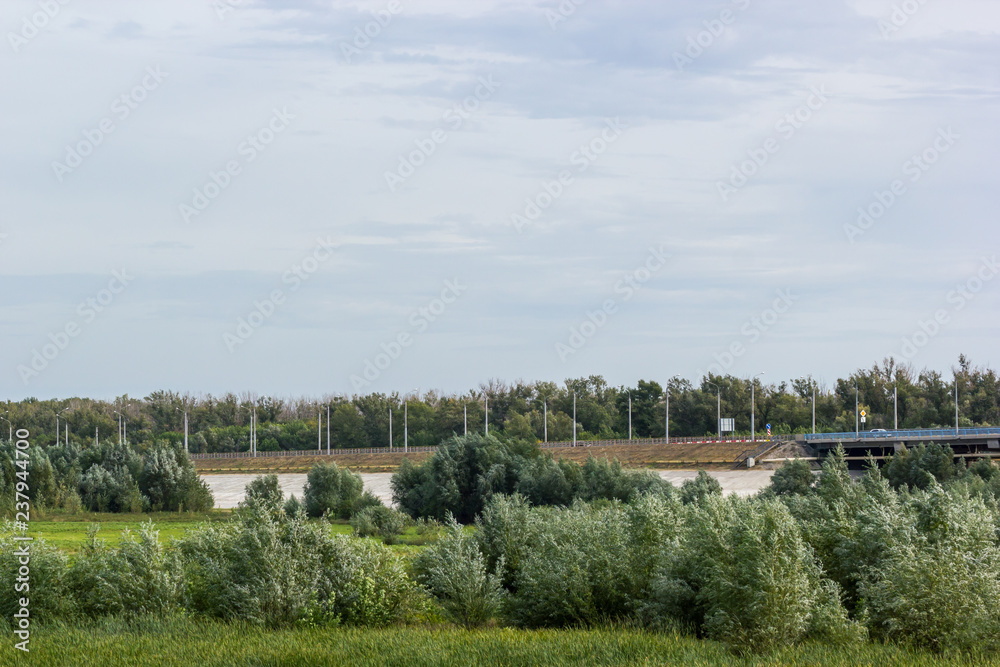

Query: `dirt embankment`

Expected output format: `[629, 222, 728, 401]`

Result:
[194, 441, 756, 474]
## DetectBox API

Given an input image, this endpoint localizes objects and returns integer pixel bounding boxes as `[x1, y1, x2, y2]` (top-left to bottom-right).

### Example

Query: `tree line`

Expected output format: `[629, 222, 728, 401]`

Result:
[3, 355, 997, 454]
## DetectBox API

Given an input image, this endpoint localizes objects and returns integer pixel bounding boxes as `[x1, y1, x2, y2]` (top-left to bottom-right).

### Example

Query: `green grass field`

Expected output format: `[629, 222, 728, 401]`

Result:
[2, 617, 992, 667]
[13, 511, 437, 555]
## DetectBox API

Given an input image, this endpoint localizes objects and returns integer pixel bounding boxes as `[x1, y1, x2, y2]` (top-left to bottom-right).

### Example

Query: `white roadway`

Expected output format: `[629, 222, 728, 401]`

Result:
[202, 470, 777, 509]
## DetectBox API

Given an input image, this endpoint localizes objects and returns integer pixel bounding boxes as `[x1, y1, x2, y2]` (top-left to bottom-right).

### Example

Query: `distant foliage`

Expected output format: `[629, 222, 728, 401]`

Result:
[350, 505, 407, 543]
[767, 459, 815, 497]
[242, 474, 284, 512]
[0, 440, 211, 515]
[392, 434, 673, 522]
[303, 461, 365, 519]
[679, 470, 722, 505]
[884, 442, 964, 490]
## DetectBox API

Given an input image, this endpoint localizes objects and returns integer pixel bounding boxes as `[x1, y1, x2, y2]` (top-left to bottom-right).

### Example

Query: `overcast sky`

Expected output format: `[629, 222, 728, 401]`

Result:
[1, 0, 997, 401]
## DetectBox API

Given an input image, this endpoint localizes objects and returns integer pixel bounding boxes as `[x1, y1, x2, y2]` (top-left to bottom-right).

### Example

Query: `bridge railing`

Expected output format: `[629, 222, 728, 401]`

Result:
[190, 434, 796, 460]
[804, 427, 1000, 442]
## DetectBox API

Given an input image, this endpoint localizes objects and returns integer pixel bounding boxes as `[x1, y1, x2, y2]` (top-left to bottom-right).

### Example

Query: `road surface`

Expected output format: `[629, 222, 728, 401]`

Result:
[202, 470, 777, 509]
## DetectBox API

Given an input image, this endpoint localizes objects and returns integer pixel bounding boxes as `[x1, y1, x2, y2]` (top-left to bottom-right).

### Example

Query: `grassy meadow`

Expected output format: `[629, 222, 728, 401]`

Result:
[3, 617, 996, 667]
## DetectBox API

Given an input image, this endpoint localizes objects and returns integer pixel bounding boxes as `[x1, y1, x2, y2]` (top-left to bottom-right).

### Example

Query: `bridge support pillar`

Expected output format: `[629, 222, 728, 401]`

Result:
[894, 442, 906, 453]
[988, 439, 999, 450]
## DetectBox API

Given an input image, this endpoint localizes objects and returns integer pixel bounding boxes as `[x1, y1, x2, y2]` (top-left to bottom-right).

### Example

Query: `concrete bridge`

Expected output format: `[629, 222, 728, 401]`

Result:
[797, 427, 1000, 461]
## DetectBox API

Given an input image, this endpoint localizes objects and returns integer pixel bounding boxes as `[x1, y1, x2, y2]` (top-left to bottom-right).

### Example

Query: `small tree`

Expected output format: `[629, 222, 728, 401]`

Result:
[304, 461, 364, 519]
[414, 519, 504, 628]
[769, 459, 815, 497]
[242, 474, 283, 512]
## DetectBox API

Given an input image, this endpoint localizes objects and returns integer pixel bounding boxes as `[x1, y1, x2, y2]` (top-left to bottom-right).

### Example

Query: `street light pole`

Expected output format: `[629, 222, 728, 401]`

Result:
[485, 396, 489, 436]
[812, 382, 816, 434]
[855, 381, 859, 437]
[706, 381, 721, 439]
[665, 386, 670, 442]
[894, 385, 898, 431]
[573, 392, 577, 446]
[388, 407, 393, 450]
[404, 400, 408, 452]
[543, 399, 547, 443]
[327, 403, 331, 455]
[955, 379, 959, 435]
[317, 404, 322, 452]
[627, 390, 632, 440]
[464, 403, 468, 436]
[751, 372, 764, 443]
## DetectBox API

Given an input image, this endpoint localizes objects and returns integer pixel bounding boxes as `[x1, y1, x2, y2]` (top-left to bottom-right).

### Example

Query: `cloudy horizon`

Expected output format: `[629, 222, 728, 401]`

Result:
[1, 0, 997, 401]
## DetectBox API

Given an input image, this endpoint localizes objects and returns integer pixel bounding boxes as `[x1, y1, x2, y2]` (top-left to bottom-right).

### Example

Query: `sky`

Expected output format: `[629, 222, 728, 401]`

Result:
[1, 0, 998, 401]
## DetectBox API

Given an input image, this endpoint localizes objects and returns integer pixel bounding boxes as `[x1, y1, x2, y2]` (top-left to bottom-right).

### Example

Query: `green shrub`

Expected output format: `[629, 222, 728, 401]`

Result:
[66, 523, 181, 618]
[178, 505, 328, 626]
[579, 457, 673, 503]
[644, 495, 860, 654]
[304, 461, 364, 519]
[859, 485, 1000, 652]
[679, 470, 722, 505]
[283, 494, 303, 517]
[315, 534, 416, 626]
[0, 528, 74, 623]
[768, 459, 815, 497]
[242, 474, 283, 512]
[414, 520, 504, 628]
[505, 503, 636, 628]
[884, 442, 964, 491]
[350, 505, 407, 543]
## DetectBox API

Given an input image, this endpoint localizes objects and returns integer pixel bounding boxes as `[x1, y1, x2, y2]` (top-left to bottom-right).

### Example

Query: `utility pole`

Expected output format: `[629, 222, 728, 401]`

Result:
[955, 380, 959, 435]
[855, 381, 859, 437]
[543, 399, 547, 443]
[893, 385, 898, 431]
[572, 392, 577, 446]
[627, 391, 632, 440]
[707, 381, 721, 439]
[812, 382, 816, 434]
[751, 372, 764, 443]
[665, 387, 669, 442]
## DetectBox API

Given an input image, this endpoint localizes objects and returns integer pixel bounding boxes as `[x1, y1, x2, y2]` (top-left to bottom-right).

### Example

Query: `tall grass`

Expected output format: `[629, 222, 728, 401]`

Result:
[5, 616, 995, 667]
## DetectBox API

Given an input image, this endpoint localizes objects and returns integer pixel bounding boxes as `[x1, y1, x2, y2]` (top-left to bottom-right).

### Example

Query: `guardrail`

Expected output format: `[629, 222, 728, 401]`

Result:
[803, 427, 1000, 442]
[189, 434, 795, 460]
